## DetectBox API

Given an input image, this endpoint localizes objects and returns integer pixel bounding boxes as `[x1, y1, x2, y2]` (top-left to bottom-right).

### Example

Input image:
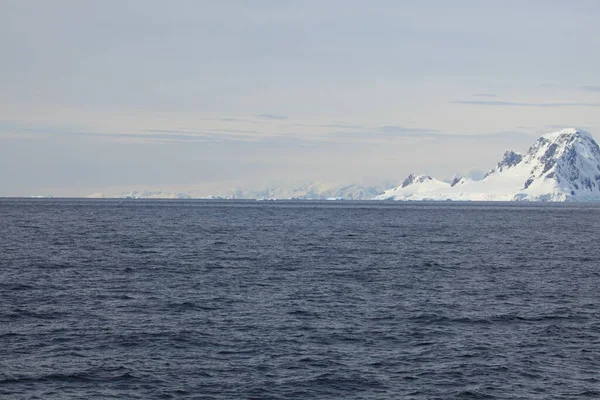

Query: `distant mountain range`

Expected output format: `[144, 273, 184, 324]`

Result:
[375, 128, 600, 201]
[221, 181, 399, 200]
[87, 181, 399, 200]
[86, 128, 600, 202]
[87, 190, 192, 199]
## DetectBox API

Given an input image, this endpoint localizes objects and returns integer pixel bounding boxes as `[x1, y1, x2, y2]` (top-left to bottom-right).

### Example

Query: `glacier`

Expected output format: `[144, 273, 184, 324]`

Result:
[86, 181, 398, 200]
[225, 181, 398, 200]
[375, 128, 600, 202]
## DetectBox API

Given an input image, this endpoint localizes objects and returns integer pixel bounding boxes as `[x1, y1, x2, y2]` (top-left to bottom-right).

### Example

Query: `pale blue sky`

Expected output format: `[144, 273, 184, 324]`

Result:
[2, 0, 600, 195]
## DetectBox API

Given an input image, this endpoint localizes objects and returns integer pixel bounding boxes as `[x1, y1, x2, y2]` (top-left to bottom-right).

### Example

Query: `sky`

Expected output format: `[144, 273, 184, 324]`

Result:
[2, 0, 600, 196]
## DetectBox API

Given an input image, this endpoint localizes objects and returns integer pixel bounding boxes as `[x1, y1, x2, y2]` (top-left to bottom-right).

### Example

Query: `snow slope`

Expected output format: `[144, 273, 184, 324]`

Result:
[226, 181, 398, 200]
[119, 191, 192, 199]
[375, 128, 600, 202]
[87, 181, 398, 200]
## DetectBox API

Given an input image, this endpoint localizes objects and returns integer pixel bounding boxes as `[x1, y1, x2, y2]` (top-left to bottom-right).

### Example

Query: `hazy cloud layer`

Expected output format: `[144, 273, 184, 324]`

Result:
[544, 124, 591, 130]
[452, 100, 600, 108]
[255, 114, 289, 120]
[1, 1, 600, 195]
[291, 123, 364, 129]
[0, 125, 539, 197]
[199, 118, 267, 124]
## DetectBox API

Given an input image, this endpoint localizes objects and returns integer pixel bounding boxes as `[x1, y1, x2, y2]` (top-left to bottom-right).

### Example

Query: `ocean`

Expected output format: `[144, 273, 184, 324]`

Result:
[1, 199, 599, 399]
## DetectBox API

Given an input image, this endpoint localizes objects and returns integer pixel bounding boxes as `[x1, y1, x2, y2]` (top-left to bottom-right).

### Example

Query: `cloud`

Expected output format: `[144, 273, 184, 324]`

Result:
[255, 114, 288, 120]
[62, 130, 248, 144]
[466, 170, 486, 181]
[146, 127, 261, 135]
[0, 121, 261, 144]
[1, 120, 334, 147]
[582, 85, 600, 92]
[291, 123, 363, 129]
[474, 93, 497, 97]
[328, 126, 534, 141]
[75, 132, 233, 143]
[544, 124, 588, 130]
[379, 125, 441, 136]
[198, 117, 267, 125]
[0, 120, 66, 136]
[328, 125, 443, 140]
[451, 100, 600, 107]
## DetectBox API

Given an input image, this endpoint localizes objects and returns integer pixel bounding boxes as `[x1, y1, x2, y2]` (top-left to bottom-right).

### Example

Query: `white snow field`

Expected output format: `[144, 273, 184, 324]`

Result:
[375, 128, 600, 202]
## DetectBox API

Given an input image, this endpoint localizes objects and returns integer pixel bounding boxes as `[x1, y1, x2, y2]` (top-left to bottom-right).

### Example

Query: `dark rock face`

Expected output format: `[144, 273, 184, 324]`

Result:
[520, 130, 600, 197]
[542, 160, 556, 174]
[501, 151, 523, 168]
[385, 129, 600, 201]
[485, 151, 523, 177]
[401, 174, 431, 188]
[540, 143, 558, 173]
[565, 147, 578, 165]
[401, 174, 416, 188]
[450, 177, 462, 187]
[558, 147, 581, 183]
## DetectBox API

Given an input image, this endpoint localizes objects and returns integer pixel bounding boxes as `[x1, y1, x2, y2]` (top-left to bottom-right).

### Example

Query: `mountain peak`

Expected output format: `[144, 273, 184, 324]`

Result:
[485, 150, 523, 177]
[376, 128, 600, 202]
[541, 127, 593, 141]
[500, 150, 523, 166]
[401, 174, 433, 188]
[526, 128, 600, 168]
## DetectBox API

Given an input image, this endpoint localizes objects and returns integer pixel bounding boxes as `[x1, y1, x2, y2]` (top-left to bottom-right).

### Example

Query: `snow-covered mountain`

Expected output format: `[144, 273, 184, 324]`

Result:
[85, 190, 192, 199]
[86, 181, 398, 200]
[375, 128, 600, 202]
[225, 181, 398, 200]
[120, 191, 192, 199]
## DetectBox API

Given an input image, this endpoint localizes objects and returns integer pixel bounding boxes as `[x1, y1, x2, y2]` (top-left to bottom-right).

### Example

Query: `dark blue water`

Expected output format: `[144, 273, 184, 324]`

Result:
[1, 199, 599, 399]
